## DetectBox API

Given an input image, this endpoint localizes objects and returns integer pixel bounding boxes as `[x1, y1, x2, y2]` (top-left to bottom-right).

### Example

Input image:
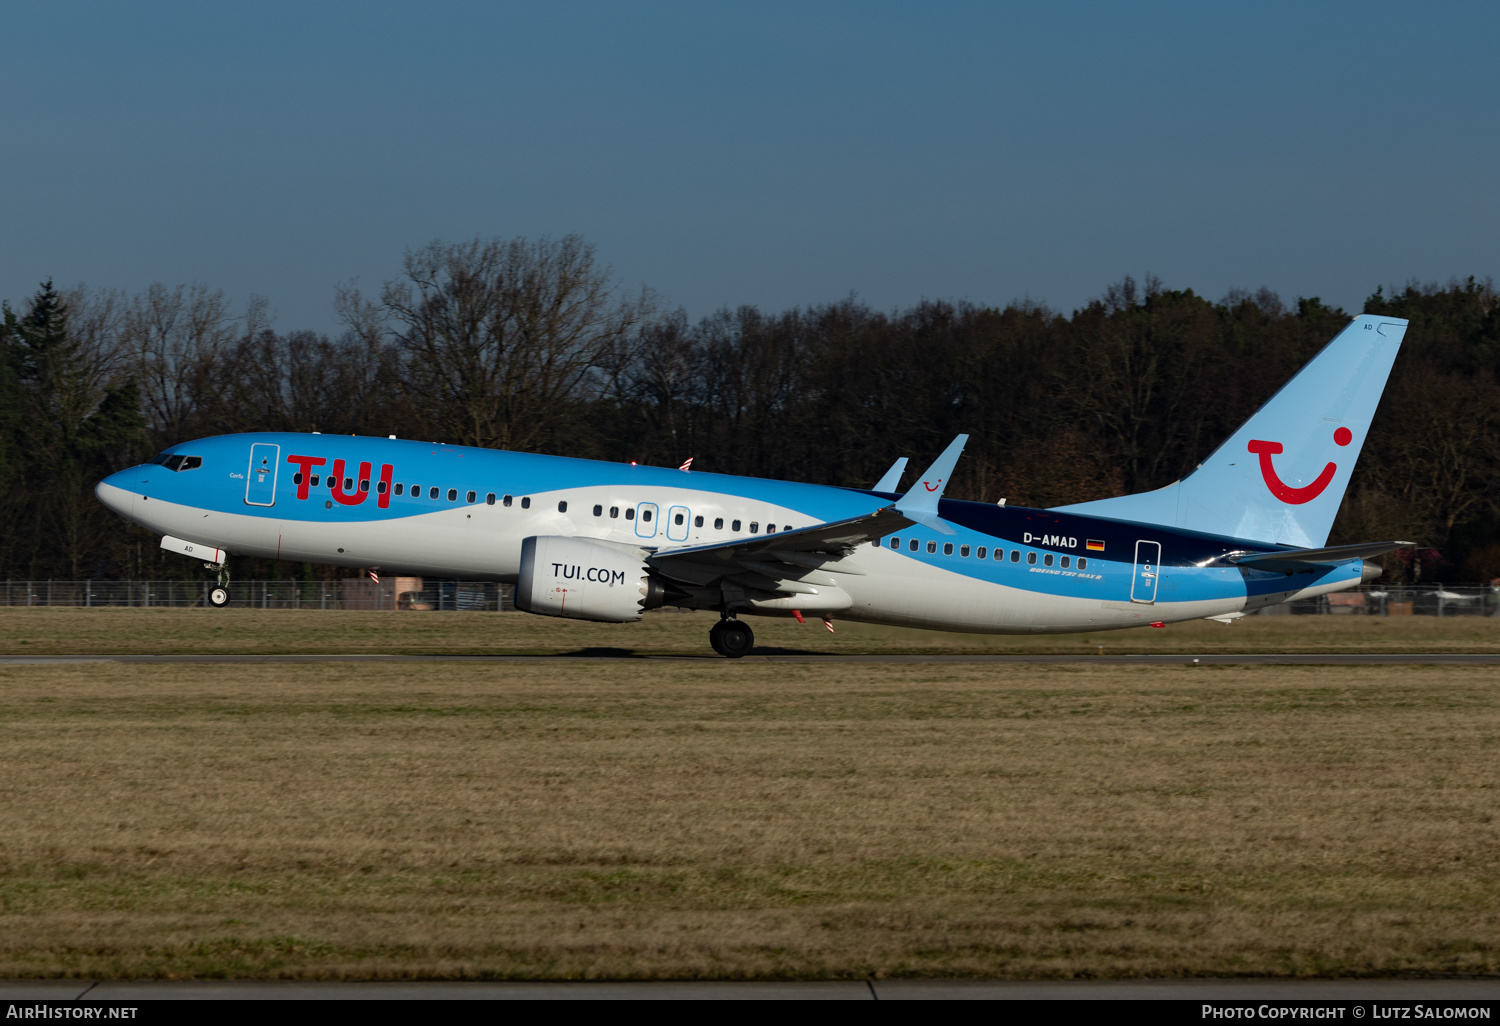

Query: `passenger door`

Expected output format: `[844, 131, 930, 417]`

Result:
[245, 443, 280, 506]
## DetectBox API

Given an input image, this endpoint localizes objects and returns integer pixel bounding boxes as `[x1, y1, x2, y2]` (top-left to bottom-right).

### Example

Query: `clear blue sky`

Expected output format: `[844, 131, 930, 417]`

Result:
[3, 0, 1496, 333]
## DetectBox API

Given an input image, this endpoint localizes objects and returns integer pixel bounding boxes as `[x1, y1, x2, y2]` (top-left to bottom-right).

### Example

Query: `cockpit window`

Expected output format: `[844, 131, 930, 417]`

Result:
[150, 454, 202, 472]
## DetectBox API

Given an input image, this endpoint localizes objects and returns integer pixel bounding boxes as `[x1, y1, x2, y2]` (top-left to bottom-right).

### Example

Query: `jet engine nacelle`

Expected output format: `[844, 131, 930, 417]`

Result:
[514, 535, 666, 622]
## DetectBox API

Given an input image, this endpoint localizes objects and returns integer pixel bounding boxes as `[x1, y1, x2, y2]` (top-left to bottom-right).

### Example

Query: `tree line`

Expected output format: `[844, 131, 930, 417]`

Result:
[3, 235, 1496, 583]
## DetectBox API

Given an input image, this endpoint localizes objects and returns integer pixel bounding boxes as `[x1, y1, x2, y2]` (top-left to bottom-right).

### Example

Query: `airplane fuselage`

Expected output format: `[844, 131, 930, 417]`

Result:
[96, 432, 1365, 634]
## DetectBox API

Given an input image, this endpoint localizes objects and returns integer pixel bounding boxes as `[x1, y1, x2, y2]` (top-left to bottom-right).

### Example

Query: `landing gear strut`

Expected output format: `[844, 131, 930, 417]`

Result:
[709, 618, 754, 658]
[205, 561, 231, 608]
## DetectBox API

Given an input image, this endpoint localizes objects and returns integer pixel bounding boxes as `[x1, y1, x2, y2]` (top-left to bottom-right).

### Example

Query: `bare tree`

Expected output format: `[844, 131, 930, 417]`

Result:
[370, 236, 649, 451]
[42, 284, 129, 445]
[122, 282, 238, 441]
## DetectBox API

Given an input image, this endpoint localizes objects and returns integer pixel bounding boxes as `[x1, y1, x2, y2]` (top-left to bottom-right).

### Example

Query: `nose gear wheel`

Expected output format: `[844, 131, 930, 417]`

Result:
[204, 561, 231, 608]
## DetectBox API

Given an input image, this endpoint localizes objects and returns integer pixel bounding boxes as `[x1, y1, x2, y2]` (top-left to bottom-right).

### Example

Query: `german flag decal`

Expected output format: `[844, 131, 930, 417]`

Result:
[1086, 539, 1105, 551]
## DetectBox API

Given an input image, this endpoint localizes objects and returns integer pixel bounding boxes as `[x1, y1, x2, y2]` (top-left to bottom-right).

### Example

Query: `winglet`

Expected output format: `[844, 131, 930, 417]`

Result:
[896, 434, 967, 533]
[872, 457, 908, 493]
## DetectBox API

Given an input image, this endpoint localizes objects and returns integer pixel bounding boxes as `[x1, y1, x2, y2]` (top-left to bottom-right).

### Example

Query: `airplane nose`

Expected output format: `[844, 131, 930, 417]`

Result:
[95, 474, 137, 519]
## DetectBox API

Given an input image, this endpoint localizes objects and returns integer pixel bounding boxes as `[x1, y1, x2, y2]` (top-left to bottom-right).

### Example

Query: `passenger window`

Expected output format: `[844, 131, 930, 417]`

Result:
[486, 493, 496, 505]
[503, 494, 513, 507]
[927, 541, 937, 554]
[466, 491, 476, 503]
[642, 509, 652, 522]
[558, 500, 568, 513]
[360, 479, 370, 492]
[675, 513, 684, 526]
[731, 519, 741, 531]
[625, 508, 635, 520]
[1010, 550, 1020, 563]
[1027, 552, 1037, 565]
[593, 504, 603, 517]
[394, 483, 403, 495]
[694, 515, 704, 527]
[1061, 555, 1070, 568]
[377, 481, 387, 494]
[943, 543, 954, 555]
[960, 545, 970, 557]
[610, 506, 619, 518]
[520, 497, 530, 509]
[447, 488, 457, 501]
[1043, 553, 1053, 566]
[749, 522, 759, 534]
[977, 547, 986, 559]
[909, 539, 919, 551]
[311, 475, 320, 487]
[345, 478, 354, 491]
[329, 477, 337, 490]
[714, 517, 723, 529]
[890, 537, 900, 549]
[783, 525, 791, 533]
[429, 486, 439, 499]
[1078, 557, 1088, 570]
[766, 524, 776, 534]
[293, 473, 303, 485]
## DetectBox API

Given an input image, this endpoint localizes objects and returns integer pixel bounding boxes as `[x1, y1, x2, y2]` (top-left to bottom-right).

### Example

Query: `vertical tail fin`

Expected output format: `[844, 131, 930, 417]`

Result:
[1053, 314, 1407, 547]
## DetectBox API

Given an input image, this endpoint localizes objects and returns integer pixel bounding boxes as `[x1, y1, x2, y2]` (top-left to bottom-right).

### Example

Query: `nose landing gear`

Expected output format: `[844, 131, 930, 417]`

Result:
[709, 618, 754, 658]
[205, 561, 231, 608]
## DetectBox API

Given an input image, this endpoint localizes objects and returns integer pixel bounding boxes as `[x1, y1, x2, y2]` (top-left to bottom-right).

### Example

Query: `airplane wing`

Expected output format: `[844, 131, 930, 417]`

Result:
[894, 434, 967, 535]
[1228, 540, 1413, 571]
[647, 505, 913, 591]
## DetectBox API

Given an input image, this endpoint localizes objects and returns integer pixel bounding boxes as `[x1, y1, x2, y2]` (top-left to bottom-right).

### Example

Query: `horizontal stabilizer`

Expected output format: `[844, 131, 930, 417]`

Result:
[1229, 540, 1413, 571]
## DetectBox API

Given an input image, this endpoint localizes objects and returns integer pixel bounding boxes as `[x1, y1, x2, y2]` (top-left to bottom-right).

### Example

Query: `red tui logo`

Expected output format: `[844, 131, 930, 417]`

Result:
[1248, 428, 1352, 504]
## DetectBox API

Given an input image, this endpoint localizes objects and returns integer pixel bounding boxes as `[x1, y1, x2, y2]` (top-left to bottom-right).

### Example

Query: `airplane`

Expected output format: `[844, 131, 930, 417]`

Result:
[95, 314, 1413, 657]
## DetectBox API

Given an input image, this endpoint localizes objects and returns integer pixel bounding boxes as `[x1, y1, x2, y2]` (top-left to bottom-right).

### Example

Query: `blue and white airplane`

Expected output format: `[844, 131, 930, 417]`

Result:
[96, 314, 1412, 656]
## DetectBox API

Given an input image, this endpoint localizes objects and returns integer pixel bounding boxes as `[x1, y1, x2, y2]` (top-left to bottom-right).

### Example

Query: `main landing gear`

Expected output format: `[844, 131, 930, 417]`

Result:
[205, 561, 231, 608]
[709, 618, 754, 659]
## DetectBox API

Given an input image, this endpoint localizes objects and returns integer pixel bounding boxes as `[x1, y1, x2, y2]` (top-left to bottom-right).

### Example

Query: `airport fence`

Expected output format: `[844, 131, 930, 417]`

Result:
[0, 580, 515, 611]
[1257, 584, 1499, 617]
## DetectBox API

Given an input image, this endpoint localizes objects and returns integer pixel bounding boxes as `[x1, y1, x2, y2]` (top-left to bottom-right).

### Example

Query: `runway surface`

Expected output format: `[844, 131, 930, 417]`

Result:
[1, 652, 1498, 665]
[4, 978, 1500, 1000]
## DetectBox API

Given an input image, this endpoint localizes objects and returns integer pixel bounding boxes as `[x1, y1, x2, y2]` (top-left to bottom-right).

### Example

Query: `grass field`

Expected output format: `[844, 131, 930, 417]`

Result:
[0, 606, 1496, 656]
[2, 656, 1498, 980]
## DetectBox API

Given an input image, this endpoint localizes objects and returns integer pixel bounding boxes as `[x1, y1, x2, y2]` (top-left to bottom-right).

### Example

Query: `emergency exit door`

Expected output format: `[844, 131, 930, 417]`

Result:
[634, 501, 658, 539]
[1131, 540, 1161, 604]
